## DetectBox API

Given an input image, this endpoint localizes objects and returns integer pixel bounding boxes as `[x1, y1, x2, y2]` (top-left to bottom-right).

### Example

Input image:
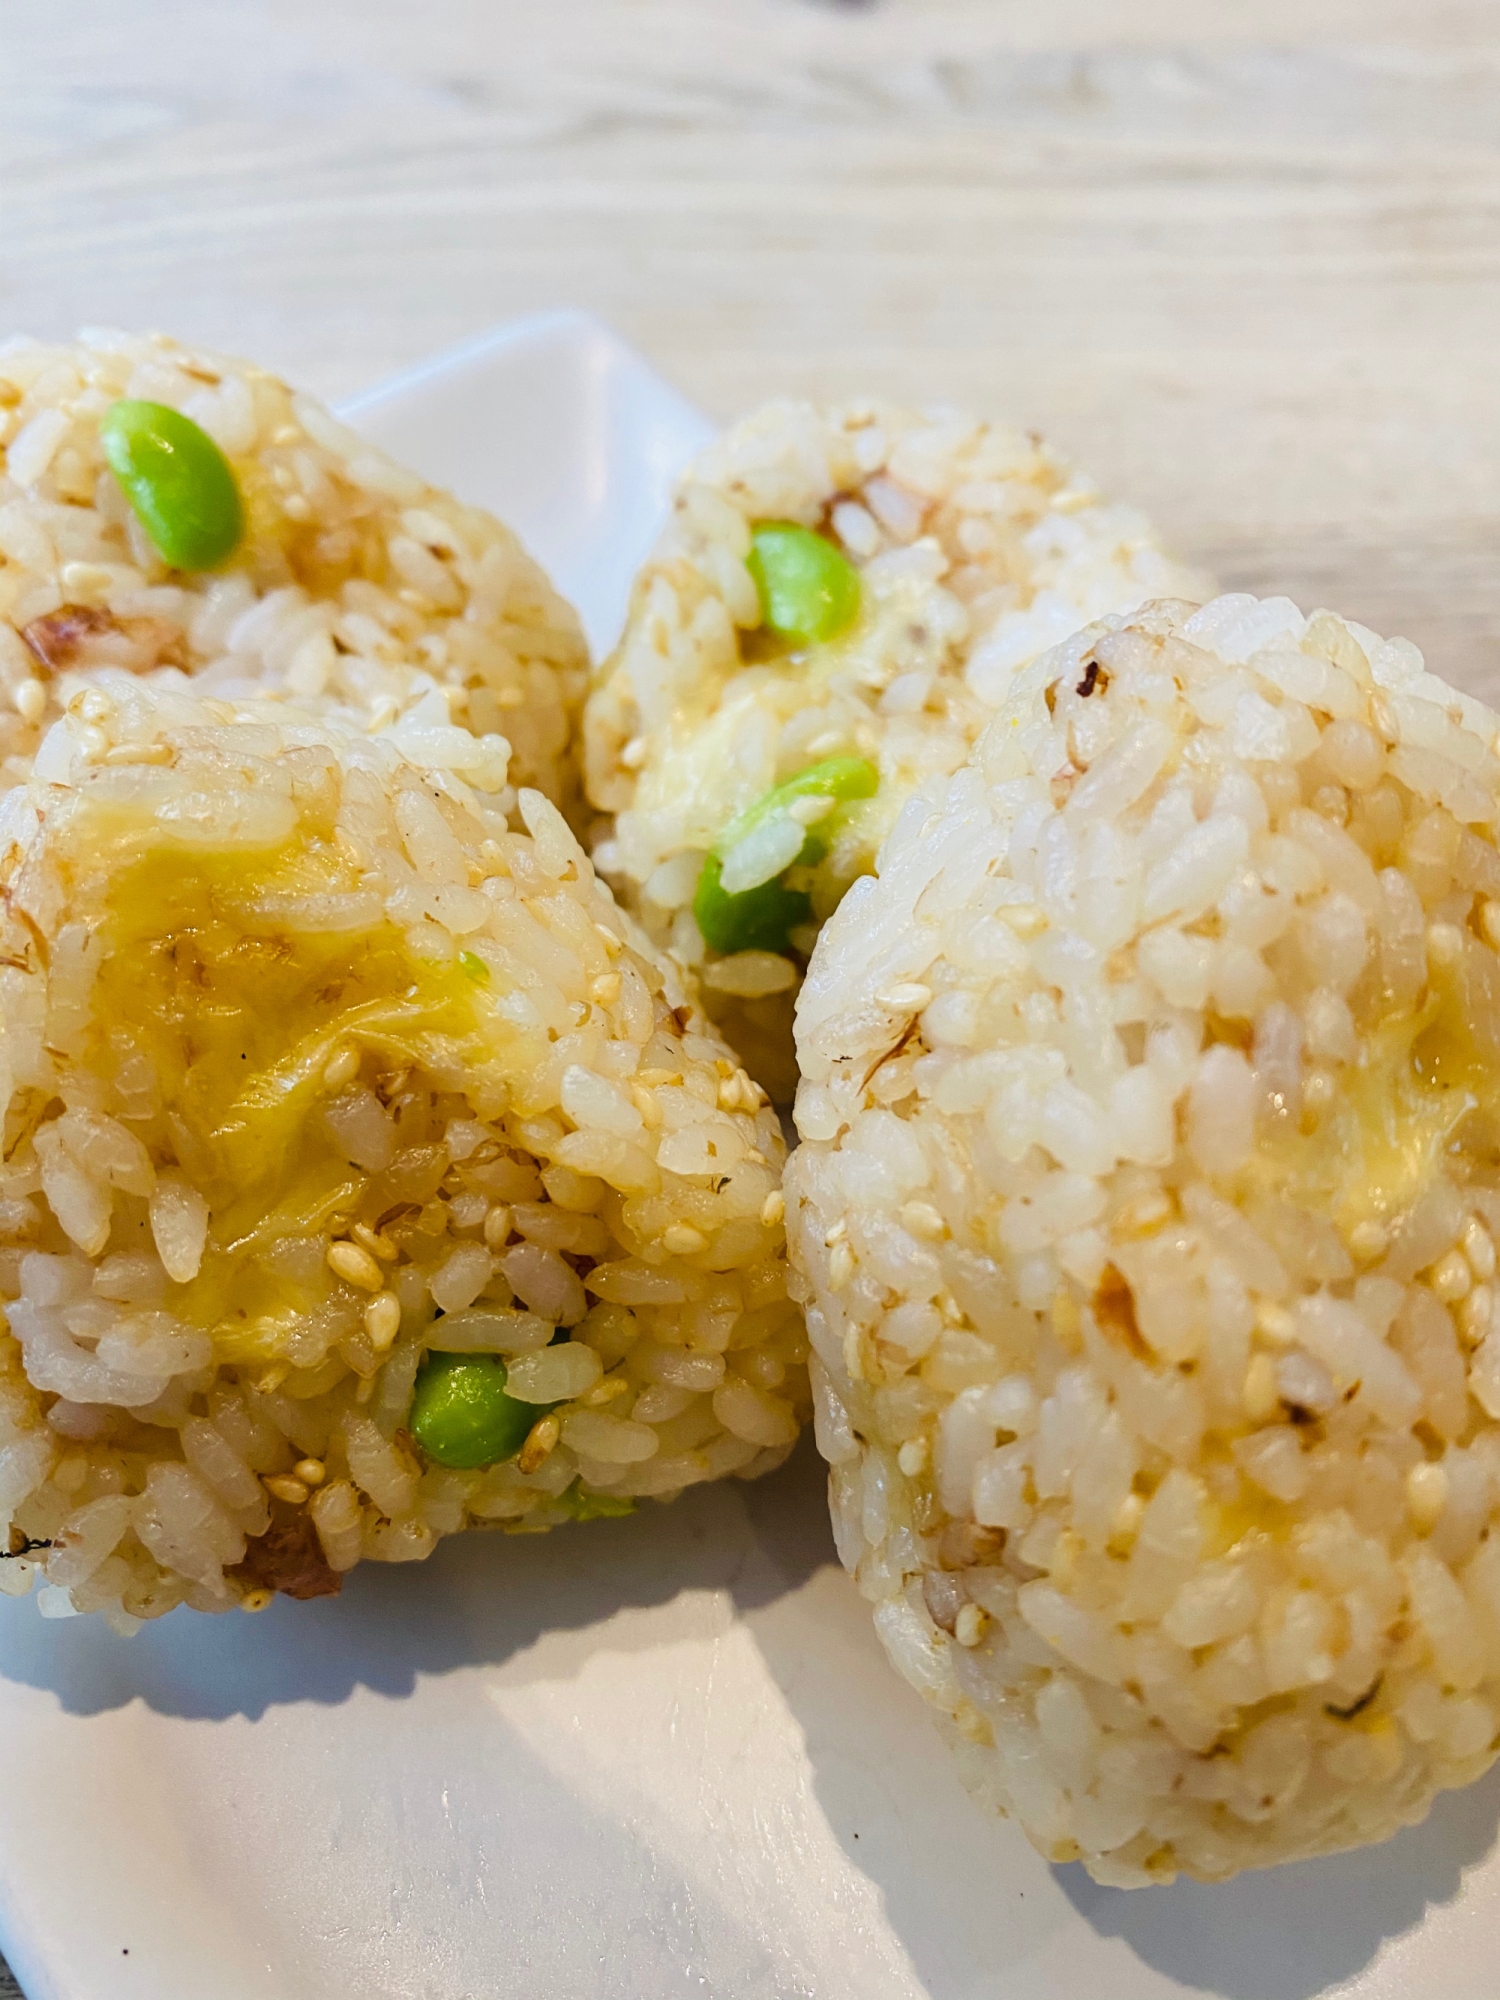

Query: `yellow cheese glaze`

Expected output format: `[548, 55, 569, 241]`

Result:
[70, 812, 508, 1364]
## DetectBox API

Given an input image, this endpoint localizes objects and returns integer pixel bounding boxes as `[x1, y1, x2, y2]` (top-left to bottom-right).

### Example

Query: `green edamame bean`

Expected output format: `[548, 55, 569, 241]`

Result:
[100, 400, 244, 572]
[693, 755, 879, 957]
[747, 522, 861, 647]
[693, 855, 813, 957]
[408, 1350, 542, 1470]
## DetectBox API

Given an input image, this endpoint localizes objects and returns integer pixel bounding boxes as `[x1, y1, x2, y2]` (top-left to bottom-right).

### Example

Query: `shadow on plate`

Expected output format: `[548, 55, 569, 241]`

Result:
[1055, 1770, 1500, 2000]
[8, 1435, 1500, 1998]
[0, 1437, 838, 1724]
[744, 1546, 1500, 2000]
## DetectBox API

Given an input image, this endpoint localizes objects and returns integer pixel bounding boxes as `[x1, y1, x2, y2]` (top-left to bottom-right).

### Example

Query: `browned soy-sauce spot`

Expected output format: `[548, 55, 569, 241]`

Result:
[1093, 1264, 1151, 1362]
[21, 604, 115, 671]
[2, 1530, 51, 1559]
[1075, 658, 1109, 699]
[231, 1504, 342, 1601]
[1326, 1677, 1383, 1722]
[936, 1520, 1007, 1570]
[21, 604, 187, 676]
[862, 1013, 920, 1090]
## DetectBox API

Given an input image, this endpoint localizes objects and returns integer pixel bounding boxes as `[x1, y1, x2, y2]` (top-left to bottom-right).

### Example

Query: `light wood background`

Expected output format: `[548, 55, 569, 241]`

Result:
[8, 0, 1500, 687]
[3, 0, 1500, 1990]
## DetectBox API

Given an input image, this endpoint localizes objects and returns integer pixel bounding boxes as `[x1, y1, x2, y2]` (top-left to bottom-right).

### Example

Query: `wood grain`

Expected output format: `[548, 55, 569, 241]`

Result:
[1, 9, 1499, 1972]
[7, 3, 1500, 660]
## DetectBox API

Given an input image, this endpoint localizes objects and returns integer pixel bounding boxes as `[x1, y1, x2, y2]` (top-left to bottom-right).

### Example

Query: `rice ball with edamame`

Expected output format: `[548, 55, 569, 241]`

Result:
[585, 399, 1210, 1096]
[788, 592, 1500, 1882]
[0, 677, 805, 1627]
[0, 330, 588, 810]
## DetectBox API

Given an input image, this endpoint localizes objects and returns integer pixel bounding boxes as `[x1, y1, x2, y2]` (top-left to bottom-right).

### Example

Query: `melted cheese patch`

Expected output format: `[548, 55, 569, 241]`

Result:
[67, 816, 508, 1363]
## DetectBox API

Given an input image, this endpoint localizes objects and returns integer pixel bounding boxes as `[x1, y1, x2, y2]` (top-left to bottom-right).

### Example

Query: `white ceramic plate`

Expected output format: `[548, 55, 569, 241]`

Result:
[3, 315, 1500, 2000]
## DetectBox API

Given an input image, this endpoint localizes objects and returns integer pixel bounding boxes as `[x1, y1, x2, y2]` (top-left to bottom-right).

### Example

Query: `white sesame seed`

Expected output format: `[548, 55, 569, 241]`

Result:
[363, 1291, 401, 1350]
[1407, 1462, 1450, 1534]
[897, 1437, 929, 1477]
[582, 1376, 630, 1408]
[265, 1474, 310, 1506]
[1431, 1250, 1472, 1302]
[760, 1190, 785, 1227]
[1347, 1220, 1389, 1264]
[517, 1413, 560, 1474]
[1255, 1302, 1296, 1347]
[1465, 1216, 1496, 1282]
[53, 1451, 88, 1494]
[900, 1199, 946, 1241]
[630, 1082, 664, 1128]
[954, 1603, 989, 1648]
[663, 1222, 707, 1255]
[482, 1205, 512, 1250]
[58, 561, 115, 595]
[327, 1240, 385, 1291]
[878, 982, 933, 1012]
[1461, 1285, 1493, 1346]
[1110, 1491, 1145, 1546]
[15, 679, 46, 725]
[351, 1220, 396, 1261]
[294, 1458, 327, 1488]
[240, 1588, 275, 1613]
[1427, 923, 1464, 968]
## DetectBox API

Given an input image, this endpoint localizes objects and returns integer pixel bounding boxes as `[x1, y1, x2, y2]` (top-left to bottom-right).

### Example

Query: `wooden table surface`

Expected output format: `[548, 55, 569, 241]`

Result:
[4, 0, 1500, 1992]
